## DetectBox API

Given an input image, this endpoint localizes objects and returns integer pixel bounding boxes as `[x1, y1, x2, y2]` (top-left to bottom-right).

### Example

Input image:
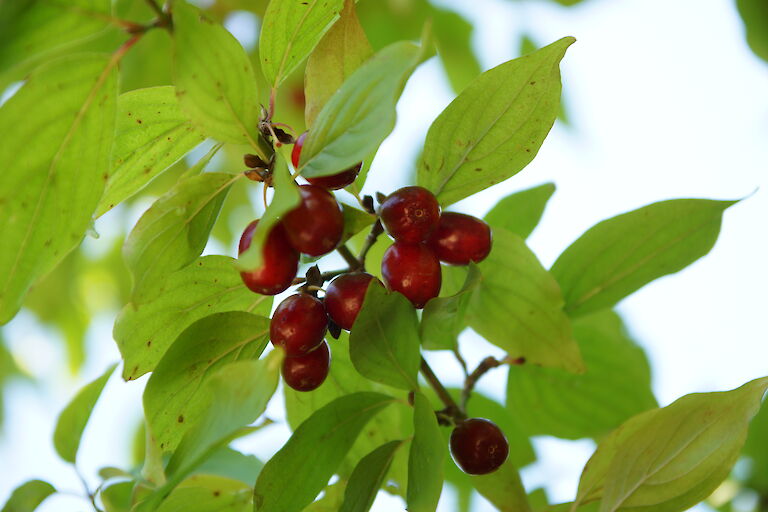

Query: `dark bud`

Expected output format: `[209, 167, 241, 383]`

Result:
[328, 320, 342, 340]
[244, 153, 268, 169]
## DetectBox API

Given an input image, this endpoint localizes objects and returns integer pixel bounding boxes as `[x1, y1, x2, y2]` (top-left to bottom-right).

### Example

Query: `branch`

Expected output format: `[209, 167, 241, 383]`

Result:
[420, 358, 465, 424]
[336, 244, 360, 269]
[461, 355, 524, 409]
[358, 219, 384, 270]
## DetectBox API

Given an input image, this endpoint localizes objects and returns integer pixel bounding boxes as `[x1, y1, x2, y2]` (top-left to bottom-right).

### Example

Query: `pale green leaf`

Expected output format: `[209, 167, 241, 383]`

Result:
[340, 203, 376, 246]
[54, 363, 117, 463]
[100, 480, 133, 512]
[114, 255, 271, 380]
[304, 482, 346, 512]
[471, 460, 532, 512]
[155, 475, 251, 512]
[1, 479, 56, 512]
[407, 392, 445, 512]
[484, 183, 556, 239]
[743, 393, 768, 492]
[417, 37, 574, 206]
[420, 264, 481, 351]
[339, 441, 403, 512]
[96, 86, 206, 217]
[551, 199, 737, 318]
[431, 6, 481, 93]
[194, 447, 263, 485]
[0, 54, 117, 325]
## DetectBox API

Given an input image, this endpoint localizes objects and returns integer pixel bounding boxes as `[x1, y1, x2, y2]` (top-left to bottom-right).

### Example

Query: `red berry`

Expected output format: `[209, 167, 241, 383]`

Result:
[427, 212, 492, 265]
[282, 340, 330, 392]
[238, 220, 298, 295]
[324, 272, 380, 330]
[450, 418, 509, 475]
[381, 242, 441, 308]
[291, 131, 307, 169]
[282, 184, 344, 256]
[380, 186, 441, 243]
[292, 132, 361, 190]
[270, 293, 328, 356]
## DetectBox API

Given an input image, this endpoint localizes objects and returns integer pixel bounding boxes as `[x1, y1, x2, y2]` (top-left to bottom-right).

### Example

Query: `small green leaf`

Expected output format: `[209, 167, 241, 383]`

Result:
[124, 173, 234, 301]
[551, 198, 737, 318]
[471, 460, 532, 512]
[1, 479, 56, 512]
[430, 6, 481, 93]
[736, 0, 768, 63]
[467, 229, 584, 373]
[339, 441, 404, 512]
[172, 1, 267, 154]
[144, 312, 270, 454]
[420, 264, 481, 351]
[54, 363, 117, 463]
[96, 86, 206, 217]
[194, 447, 263, 485]
[407, 392, 445, 512]
[575, 377, 768, 511]
[743, 392, 768, 492]
[484, 183, 556, 239]
[0, 54, 117, 325]
[260, 0, 344, 88]
[100, 480, 133, 512]
[506, 310, 657, 440]
[155, 475, 251, 512]
[340, 203, 376, 246]
[349, 284, 420, 390]
[237, 158, 300, 271]
[417, 37, 574, 206]
[304, 482, 346, 512]
[254, 392, 395, 512]
[299, 41, 426, 179]
[304, 0, 373, 127]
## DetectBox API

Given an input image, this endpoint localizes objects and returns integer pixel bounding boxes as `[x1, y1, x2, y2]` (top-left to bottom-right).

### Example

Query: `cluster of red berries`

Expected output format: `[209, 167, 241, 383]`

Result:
[380, 186, 492, 308]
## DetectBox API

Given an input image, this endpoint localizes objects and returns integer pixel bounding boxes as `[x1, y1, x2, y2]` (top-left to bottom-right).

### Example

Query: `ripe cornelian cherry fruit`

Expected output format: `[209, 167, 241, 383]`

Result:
[291, 132, 361, 190]
[450, 418, 509, 475]
[282, 184, 344, 256]
[380, 186, 441, 243]
[427, 212, 492, 265]
[282, 340, 330, 392]
[324, 272, 380, 330]
[381, 242, 441, 308]
[238, 220, 298, 295]
[270, 293, 328, 357]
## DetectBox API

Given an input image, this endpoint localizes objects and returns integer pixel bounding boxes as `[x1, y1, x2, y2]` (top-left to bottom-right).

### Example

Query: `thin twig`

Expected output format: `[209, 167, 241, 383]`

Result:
[420, 358, 465, 424]
[461, 355, 522, 410]
[358, 219, 384, 270]
[336, 244, 360, 269]
[452, 347, 469, 377]
[75, 467, 102, 512]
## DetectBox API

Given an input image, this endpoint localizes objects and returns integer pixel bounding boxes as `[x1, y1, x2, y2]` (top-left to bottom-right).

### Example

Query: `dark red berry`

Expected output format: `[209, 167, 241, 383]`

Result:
[291, 131, 307, 169]
[270, 293, 328, 357]
[450, 418, 509, 475]
[427, 212, 492, 265]
[324, 272, 380, 330]
[380, 186, 441, 243]
[292, 132, 361, 190]
[238, 220, 298, 295]
[282, 340, 330, 392]
[381, 242, 441, 308]
[282, 184, 344, 256]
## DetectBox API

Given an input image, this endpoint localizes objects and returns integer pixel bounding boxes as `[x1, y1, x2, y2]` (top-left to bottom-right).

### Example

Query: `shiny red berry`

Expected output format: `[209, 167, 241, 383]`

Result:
[380, 186, 441, 243]
[381, 242, 441, 308]
[270, 293, 328, 357]
[292, 132, 361, 190]
[427, 212, 492, 265]
[282, 340, 330, 392]
[282, 184, 344, 256]
[238, 220, 298, 295]
[450, 418, 509, 475]
[324, 273, 380, 330]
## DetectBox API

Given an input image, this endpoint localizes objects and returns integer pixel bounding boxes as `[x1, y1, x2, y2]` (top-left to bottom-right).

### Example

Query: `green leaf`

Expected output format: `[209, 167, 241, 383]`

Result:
[506, 310, 657, 440]
[484, 183, 556, 239]
[124, 172, 234, 301]
[53, 363, 117, 463]
[574, 377, 768, 511]
[339, 441, 404, 512]
[349, 284, 420, 390]
[340, 203, 376, 246]
[96, 86, 206, 217]
[430, 6, 481, 93]
[304, 482, 346, 512]
[304, 0, 373, 127]
[144, 312, 270, 454]
[551, 198, 737, 318]
[236, 157, 300, 271]
[467, 229, 584, 373]
[420, 264, 481, 351]
[259, 0, 344, 88]
[0, 54, 117, 324]
[114, 255, 271, 380]
[736, 0, 768, 63]
[407, 392, 445, 512]
[417, 37, 574, 207]
[253, 392, 395, 512]
[743, 392, 768, 492]
[471, 459, 532, 512]
[155, 475, 251, 512]
[100, 480, 133, 512]
[298, 40, 426, 179]
[172, 1, 266, 154]
[194, 447, 263, 485]
[1, 479, 56, 512]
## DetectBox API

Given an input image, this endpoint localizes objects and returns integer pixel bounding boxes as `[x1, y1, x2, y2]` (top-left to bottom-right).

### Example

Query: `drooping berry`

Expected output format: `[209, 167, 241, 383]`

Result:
[291, 131, 361, 190]
[282, 184, 344, 256]
[324, 272, 380, 330]
[450, 418, 509, 475]
[381, 242, 441, 308]
[282, 340, 330, 392]
[238, 220, 298, 295]
[380, 186, 441, 243]
[270, 293, 328, 357]
[427, 212, 492, 265]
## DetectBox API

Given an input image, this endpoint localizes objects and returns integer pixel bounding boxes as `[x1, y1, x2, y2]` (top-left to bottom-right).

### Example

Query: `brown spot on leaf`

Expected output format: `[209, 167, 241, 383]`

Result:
[136, 119, 143, 124]
[178, 415, 184, 423]
[213, 491, 221, 497]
